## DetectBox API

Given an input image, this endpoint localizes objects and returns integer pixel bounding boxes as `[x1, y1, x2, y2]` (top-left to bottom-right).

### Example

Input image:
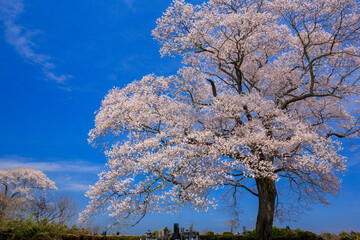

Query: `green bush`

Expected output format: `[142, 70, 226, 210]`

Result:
[320, 232, 340, 240]
[339, 232, 352, 240]
[295, 229, 322, 240]
[270, 226, 322, 240]
[200, 227, 326, 240]
[104, 236, 140, 240]
[68, 234, 141, 240]
[0, 217, 66, 240]
[199, 234, 254, 240]
[339, 231, 360, 240]
[62, 234, 79, 240]
[0, 217, 88, 240]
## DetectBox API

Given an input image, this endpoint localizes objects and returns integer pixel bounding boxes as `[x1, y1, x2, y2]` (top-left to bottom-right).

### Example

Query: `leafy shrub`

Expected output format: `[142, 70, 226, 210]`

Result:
[295, 229, 322, 240]
[270, 226, 322, 240]
[66, 234, 141, 240]
[200, 227, 326, 240]
[0, 217, 66, 240]
[0, 217, 88, 240]
[320, 233, 340, 240]
[199, 234, 254, 240]
[222, 232, 234, 235]
[339, 231, 360, 240]
[62, 234, 79, 240]
[79, 235, 106, 240]
[105, 236, 140, 240]
[339, 232, 352, 240]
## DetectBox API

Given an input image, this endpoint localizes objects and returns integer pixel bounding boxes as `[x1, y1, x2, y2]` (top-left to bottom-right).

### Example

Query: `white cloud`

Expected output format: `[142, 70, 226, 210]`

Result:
[0, 155, 103, 173]
[0, 0, 72, 84]
[43, 70, 72, 84]
[0, 155, 103, 192]
[62, 183, 90, 192]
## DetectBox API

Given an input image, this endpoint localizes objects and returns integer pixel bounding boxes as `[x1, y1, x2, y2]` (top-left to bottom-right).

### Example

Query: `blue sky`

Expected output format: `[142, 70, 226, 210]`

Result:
[0, 0, 359, 235]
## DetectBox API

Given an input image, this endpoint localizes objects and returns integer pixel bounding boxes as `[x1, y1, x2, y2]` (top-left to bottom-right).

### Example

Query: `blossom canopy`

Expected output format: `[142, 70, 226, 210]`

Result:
[80, 0, 360, 236]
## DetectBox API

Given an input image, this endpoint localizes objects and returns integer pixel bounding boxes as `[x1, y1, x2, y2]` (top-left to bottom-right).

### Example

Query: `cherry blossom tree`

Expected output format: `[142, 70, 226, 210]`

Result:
[80, 0, 360, 239]
[0, 168, 57, 220]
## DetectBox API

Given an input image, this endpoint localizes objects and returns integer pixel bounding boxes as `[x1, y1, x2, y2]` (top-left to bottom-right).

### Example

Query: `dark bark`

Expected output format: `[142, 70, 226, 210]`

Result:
[255, 177, 277, 240]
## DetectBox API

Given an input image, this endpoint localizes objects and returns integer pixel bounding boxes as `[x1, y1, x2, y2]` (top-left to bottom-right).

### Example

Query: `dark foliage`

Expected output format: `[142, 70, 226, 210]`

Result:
[62, 234, 142, 240]
[0, 217, 87, 240]
[200, 226, 324, 240]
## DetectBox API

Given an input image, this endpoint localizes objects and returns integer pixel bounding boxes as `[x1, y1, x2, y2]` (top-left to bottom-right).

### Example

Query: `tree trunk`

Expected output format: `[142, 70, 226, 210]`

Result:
[255, 177, 277, 240]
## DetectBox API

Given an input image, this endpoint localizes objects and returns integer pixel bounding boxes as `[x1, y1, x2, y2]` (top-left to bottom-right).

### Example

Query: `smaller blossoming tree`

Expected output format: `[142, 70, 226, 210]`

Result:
[0, 167, 57, 220]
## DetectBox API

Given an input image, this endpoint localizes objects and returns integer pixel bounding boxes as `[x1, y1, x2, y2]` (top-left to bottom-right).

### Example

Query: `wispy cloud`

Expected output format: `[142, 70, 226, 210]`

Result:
[62, 183, 91, 192]
[347, 155, 360, 169]
[0, 155, 103, 173]
[0, 155, 104, 192]
[123, 0, 135, 8]
[0, 0, 72, 84]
